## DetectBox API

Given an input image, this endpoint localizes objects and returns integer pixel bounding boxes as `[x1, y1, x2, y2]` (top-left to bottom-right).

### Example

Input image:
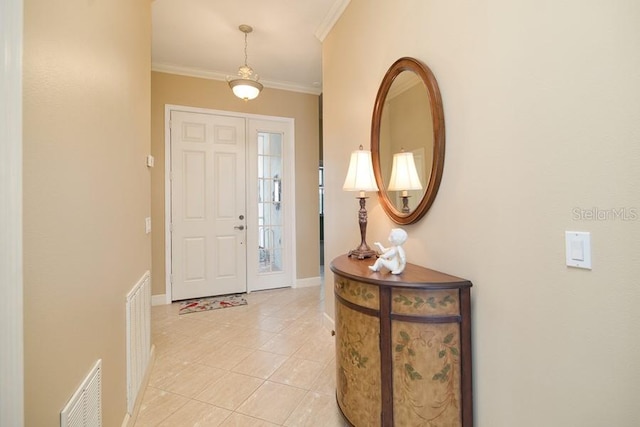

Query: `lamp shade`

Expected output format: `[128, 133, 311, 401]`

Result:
[388, 151, 422, 191]
[229, 79, 263, 101]
[343, 148, 379, 193]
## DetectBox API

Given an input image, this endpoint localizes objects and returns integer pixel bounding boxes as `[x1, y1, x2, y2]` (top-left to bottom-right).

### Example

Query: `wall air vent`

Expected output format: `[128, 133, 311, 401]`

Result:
[60, 359, 102, 427]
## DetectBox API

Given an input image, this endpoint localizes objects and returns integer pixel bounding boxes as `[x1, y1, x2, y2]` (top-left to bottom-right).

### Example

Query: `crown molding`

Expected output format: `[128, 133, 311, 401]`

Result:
[152, 63, 322, 96]
[315, 0, 351, 42]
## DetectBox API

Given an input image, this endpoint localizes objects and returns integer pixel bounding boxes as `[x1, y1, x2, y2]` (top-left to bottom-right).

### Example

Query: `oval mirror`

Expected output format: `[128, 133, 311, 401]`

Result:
[371, 57, 445, 225]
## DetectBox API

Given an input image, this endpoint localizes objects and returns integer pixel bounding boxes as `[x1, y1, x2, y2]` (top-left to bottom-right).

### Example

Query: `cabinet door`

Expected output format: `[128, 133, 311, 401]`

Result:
[392, 321, 463, 426]
[335, 299, 381, 426]
[391, 288, 463, 426]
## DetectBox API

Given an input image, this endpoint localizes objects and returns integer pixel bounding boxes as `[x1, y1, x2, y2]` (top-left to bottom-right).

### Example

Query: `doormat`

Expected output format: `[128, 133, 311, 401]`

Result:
[178, 294, 247, 315]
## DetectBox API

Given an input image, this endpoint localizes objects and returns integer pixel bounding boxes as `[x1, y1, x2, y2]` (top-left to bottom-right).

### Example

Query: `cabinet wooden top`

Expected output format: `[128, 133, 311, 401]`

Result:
[330, 254, 472, 290]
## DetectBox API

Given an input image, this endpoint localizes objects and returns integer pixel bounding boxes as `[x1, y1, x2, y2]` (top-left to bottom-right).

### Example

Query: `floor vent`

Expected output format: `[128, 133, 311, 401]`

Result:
[60, 359, 102, 427]
[126, 271, 151, 413]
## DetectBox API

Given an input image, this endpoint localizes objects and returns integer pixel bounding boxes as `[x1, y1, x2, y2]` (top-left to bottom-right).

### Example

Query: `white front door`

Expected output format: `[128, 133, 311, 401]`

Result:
[170, 110, 247, 300]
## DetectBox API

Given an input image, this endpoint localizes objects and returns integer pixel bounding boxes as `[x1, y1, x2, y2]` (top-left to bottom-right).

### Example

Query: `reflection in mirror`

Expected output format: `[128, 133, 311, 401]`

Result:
[371, 57, 445, 225]
[379, 71, 433, 213]
[388, 150, 423, 213]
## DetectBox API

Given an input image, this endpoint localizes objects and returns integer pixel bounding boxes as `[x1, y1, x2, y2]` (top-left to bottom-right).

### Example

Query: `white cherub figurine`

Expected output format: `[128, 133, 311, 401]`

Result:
[369, 228, 408, 275]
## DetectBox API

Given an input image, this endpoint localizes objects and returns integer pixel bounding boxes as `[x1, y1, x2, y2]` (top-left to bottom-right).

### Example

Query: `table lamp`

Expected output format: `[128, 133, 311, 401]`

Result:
[343, 145, 379, 259]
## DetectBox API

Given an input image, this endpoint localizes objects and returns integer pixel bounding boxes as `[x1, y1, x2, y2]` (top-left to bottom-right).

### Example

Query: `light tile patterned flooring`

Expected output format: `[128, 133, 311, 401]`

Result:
[134, 286, 349, 426]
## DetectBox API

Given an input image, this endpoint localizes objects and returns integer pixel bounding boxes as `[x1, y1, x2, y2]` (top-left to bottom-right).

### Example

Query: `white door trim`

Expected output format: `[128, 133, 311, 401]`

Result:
[0, 0, 24, 424]
[164, 104, 297, 303]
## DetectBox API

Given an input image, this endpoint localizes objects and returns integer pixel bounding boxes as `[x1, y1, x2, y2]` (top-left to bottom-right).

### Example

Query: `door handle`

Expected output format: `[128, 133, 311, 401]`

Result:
[234, 225, 245, 230]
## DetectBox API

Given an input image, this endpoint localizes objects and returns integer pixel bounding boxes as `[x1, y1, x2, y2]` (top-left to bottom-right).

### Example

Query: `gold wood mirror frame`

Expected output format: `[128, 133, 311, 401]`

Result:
[371, 57, 445, 225]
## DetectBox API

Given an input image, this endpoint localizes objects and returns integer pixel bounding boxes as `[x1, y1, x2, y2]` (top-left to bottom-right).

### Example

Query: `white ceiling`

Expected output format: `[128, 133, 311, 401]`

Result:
[152, 0, 350, 95]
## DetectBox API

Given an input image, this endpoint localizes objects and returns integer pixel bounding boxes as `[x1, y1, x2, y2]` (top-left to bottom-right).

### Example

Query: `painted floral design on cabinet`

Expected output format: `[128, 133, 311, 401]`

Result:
[392, 289, 459, 316]
[335, 278, 379, 310]
[335, 302, 381, 426]
[393, 321, 462, 426]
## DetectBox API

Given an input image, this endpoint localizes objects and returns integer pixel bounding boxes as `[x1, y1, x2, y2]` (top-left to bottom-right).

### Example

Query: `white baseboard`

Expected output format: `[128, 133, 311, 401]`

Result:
[151, 294, 167, 306]
[295, 276, 322, 288]
[323, 312, 335, 333]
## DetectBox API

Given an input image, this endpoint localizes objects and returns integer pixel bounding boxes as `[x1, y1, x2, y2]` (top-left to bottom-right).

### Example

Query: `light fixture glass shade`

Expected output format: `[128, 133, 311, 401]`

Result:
[343, 148, 379, 193]
[388, 151, 422, 191]
[229, 78, 263, 101]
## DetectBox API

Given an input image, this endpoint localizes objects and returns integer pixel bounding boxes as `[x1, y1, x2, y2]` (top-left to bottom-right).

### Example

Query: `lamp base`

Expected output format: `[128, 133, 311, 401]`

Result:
[348, 245, 377, 260]
[400, 195, 411, 213]
[347, 195, 377, 259]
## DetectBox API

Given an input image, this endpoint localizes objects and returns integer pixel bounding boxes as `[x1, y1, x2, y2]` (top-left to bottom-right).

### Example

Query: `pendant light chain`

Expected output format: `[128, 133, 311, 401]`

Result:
[244, 31, 249, 66]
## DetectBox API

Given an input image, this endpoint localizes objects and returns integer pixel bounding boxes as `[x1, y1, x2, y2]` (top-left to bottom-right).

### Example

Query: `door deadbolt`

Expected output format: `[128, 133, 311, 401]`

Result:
[238, 215, 245, 220]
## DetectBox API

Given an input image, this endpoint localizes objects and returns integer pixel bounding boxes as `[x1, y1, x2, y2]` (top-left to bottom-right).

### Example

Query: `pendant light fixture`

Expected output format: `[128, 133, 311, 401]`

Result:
[227, 24, 263, 101]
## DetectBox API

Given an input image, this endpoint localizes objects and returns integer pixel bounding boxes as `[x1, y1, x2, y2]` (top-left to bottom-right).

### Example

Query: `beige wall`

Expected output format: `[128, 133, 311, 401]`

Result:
[323, 0, 640, 426]
[23, 0, 151, 425]
[151, 72, 320, 297]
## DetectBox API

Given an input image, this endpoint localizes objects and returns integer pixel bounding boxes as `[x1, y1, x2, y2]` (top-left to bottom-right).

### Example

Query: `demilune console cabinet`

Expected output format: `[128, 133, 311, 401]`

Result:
[331, 255, 473, 426]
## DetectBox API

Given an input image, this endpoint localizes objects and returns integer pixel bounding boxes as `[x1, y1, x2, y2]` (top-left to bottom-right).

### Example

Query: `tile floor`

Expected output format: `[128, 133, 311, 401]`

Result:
[134, 285, 349, 426]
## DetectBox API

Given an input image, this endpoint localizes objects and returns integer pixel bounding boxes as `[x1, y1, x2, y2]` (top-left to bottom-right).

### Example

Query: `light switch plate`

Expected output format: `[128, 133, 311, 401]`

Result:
[145, 217, 152, 234]
[146, 155, 155, 167]
[565, 231, 591, 269]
